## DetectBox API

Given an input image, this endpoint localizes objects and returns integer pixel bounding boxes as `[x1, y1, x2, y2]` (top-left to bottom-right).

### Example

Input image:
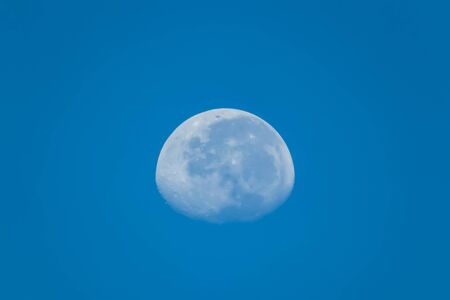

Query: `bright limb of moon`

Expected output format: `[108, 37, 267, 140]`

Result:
[155, 108, 295, 223]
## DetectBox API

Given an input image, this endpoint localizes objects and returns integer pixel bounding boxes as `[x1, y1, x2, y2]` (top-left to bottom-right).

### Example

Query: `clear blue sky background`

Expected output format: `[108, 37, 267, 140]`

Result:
[1, 1, 449, 299]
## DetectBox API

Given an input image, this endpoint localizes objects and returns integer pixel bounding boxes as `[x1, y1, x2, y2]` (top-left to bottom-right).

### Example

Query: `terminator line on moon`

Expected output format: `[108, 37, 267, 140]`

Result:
[155, 108, 295, 223]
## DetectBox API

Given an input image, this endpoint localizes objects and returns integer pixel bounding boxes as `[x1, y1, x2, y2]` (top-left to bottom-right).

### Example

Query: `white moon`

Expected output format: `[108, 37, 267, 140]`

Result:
[155, 108, 295, 223]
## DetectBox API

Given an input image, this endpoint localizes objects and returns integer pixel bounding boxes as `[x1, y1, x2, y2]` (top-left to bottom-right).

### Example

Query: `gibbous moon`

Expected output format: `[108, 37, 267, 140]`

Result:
[155, 108, 295, 223]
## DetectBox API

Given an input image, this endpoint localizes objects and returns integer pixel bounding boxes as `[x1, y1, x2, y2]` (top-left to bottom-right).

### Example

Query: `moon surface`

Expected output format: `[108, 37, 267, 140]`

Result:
[155, 108, 295, 223]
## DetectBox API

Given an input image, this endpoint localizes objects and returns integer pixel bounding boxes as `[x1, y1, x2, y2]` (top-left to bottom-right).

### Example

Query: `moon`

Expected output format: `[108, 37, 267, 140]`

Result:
[155, 108, 295, 223]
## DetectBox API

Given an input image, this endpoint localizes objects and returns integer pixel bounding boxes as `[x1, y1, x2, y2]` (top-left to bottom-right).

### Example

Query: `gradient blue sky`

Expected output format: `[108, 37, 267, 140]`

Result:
[1, 1, 449, 299]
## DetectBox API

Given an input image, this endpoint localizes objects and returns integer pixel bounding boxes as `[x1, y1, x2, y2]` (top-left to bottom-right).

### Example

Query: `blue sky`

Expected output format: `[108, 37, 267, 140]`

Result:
[1, 0, 449, 299]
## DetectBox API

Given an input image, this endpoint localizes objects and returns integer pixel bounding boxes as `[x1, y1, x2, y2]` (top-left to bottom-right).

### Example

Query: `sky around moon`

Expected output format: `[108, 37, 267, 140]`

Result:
[1, 1, 449, 300]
